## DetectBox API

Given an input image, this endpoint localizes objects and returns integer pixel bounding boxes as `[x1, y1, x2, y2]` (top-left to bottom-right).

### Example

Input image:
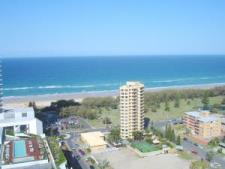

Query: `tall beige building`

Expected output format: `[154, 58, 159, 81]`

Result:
[120, 81, 144, 139]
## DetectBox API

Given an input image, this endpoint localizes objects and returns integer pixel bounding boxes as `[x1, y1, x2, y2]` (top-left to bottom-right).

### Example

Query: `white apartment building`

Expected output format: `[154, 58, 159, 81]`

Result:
[0, 107, 43, 135]
[120, 81, 144, 139]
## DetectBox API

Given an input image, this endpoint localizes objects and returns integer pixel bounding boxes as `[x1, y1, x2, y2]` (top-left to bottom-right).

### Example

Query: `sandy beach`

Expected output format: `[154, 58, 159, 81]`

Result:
[3, 83, 225, 108]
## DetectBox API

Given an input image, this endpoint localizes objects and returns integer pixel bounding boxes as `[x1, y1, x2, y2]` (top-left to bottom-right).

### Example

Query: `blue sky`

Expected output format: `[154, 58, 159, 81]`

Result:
[0, 0, 225, 57]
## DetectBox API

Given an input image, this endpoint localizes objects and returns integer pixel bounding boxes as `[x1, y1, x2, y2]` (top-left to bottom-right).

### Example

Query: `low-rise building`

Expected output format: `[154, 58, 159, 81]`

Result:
[0, 107, 43, 135]
[0, 107, 52, 169]
[1, 136, 50, 169]
[80, 131, 107, 151]
[183, 111, 221, 139]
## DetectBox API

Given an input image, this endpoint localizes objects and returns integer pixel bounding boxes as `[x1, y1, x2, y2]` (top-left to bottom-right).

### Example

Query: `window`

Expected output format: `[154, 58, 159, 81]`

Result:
[22, 112, 27, 118]
[4, 112, 15, 119]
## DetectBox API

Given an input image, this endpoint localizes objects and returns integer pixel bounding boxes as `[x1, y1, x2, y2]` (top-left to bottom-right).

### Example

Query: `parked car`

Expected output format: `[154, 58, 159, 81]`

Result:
[210, 162, 221, 168]
[79, 149, 85, 156]
[76, 154, 80, 160]
[90, 165, 95, 169]
[183, 137, 187, 141]
[194, 143, 198, 146]
[191, 150, 198, 154]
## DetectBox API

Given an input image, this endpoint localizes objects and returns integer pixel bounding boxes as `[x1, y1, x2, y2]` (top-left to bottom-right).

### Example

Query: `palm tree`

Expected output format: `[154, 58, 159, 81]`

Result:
[98, 159, 110, 169]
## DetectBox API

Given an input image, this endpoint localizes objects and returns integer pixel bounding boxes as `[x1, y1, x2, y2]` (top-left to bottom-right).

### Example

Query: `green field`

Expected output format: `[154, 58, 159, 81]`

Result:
[131, 141, 160, 153]
[88, 96, 224, 128]
[145, 96, 224, 121]
[87, 108, 120, 128]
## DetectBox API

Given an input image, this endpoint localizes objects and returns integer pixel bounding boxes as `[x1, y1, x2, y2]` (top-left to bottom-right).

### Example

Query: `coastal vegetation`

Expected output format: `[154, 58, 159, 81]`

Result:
[35, 86, 225, 128]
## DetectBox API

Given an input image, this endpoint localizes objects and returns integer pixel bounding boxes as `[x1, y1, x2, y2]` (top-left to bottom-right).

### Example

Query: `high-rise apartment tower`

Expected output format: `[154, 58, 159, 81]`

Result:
[120, 81, 144, 139]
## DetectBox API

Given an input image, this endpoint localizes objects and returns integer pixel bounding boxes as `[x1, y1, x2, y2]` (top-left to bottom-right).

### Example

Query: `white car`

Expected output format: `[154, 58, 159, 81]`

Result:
[210, 162, 221, 168]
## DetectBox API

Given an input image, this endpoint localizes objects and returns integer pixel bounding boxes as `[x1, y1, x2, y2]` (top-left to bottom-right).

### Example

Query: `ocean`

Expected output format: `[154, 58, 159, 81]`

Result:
[2, 56, 225, 97]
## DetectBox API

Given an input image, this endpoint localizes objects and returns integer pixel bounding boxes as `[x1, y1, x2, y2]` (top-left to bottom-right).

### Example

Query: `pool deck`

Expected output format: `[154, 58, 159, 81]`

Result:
[25, 138, 41, 160]
[3, 138, 43, 164]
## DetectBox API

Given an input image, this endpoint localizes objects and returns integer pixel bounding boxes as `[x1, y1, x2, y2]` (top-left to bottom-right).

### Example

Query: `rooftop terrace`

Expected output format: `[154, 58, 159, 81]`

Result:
[185, 111, 220, 123]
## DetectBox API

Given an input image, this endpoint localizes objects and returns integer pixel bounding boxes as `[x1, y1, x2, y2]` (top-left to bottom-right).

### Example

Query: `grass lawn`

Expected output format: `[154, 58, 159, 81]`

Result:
[131, 141, 160, 153]
[88, 108, 120, 128]
[145, 96, 224, 121]
[87, 96, 224, 128]
[177, 151, 194, 160]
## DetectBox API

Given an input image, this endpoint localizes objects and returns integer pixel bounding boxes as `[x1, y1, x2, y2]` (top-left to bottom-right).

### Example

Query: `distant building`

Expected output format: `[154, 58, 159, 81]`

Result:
[80, 131, 107, 151]
[120, 81, 144, 139]
[183, 111, 221, 139]
[0, 59, 3, 114]
[0, 107, 43, 135]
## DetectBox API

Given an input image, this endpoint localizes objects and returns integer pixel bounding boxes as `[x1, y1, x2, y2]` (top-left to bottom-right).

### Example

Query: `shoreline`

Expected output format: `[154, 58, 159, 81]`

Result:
[3, 82, 225, 108]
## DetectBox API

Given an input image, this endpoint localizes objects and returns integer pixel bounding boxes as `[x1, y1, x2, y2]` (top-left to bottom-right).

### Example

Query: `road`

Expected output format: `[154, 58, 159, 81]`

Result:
[182, 140, 225, 167]
[62, 125, 110, 169]
[153, 119, 225, 167]
[63, 132, 90, 169]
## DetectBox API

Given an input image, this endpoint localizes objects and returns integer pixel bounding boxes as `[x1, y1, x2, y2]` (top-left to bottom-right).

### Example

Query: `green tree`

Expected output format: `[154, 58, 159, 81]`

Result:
[165, 101, 170, 111]
[221, 97, 225, 105]
[206, 151, 214, 162]
[165, 125, 176, 142]
[103, 117, 112, 125]
[201, 92, 209, 110]
[217, 148, 222, 154]
[98, 159, 110, 169]
[174, 94, 180, 108]
[171, 129, 176, 142]
[176, 135, 181, 145]
[151, 106, 157, 112]
[28, 101, 38, 112]
[86, 148, 91, 153]
[133, 131, 144, 141]
[208, 137, 220, 147]
[146, 136, 153, 144]
[187, 100, 191, 105]
[108, 128, 120, 142]
[210, 108, 218, 114]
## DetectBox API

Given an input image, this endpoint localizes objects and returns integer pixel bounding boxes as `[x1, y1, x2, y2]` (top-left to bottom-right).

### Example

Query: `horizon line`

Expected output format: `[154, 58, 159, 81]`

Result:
[2, 54, 225, 59]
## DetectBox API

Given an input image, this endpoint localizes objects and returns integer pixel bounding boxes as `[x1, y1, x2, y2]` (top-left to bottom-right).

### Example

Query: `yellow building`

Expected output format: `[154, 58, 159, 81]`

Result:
[120, 81, 144, 139]
[80, 131, 107, 151]
[183, 111, 221, 139]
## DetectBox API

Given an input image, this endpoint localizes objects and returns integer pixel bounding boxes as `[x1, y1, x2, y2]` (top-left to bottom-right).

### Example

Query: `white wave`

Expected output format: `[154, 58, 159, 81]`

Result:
[152, 78, 188, 83]
[37, 85, 95, 89]
[3, 87, 35, 91]
[3, 83, 122, 91]
[152, 76, 225, 83]
[3, 84, 95, 91]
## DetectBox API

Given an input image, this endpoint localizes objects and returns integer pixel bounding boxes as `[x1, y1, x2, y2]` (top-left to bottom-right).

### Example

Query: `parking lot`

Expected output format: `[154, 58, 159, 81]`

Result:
[94, 148, 190, 169]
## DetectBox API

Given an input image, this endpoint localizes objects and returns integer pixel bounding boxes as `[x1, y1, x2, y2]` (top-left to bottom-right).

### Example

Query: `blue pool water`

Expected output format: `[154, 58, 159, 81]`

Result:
[14, 140, 26, 158]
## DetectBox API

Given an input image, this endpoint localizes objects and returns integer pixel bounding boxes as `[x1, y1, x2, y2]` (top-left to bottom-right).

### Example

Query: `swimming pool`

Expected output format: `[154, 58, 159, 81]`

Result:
[14, 140, 26, 158]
